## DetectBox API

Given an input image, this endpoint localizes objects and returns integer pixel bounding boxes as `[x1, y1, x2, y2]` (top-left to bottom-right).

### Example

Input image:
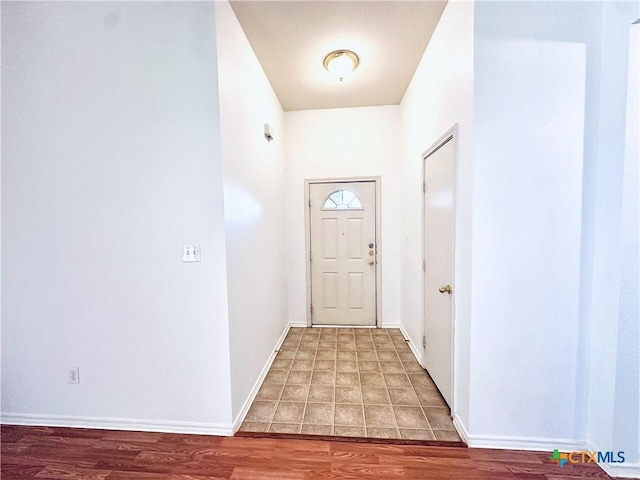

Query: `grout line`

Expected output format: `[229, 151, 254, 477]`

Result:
[298, 330, 320, 434]
[355, 329, 368, 436]
[268, 332, 300, 433]
[384, 333, 404, 437]
[331, 331, 337, 435]
[397, 338, 436, 435]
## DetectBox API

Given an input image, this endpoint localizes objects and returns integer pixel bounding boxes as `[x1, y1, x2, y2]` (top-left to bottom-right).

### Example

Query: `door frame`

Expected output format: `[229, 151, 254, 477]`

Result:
[304, 176, 382, 327]
[421, 124, 458, 408]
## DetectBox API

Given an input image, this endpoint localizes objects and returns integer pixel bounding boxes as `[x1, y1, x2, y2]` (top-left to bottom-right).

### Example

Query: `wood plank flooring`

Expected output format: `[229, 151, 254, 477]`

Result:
[1, 425, 613, 479]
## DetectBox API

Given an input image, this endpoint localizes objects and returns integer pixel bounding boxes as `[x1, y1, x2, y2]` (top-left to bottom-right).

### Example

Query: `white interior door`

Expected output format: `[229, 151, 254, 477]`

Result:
[309, 181, 376, 326]
[423, 136, 455, 407]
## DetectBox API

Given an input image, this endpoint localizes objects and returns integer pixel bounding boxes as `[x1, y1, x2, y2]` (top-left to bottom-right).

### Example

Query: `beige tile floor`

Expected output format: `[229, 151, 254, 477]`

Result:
[239, 327, 461, 441]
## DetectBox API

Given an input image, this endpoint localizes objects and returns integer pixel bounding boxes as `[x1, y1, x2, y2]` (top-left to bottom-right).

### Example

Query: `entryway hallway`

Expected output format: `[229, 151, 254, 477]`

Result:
[239, 327, 460, 441]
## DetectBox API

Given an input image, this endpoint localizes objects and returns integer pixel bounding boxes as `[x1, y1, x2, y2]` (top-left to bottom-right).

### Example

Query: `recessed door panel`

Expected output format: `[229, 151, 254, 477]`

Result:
[347, 273, 363, 310]
[347, 218, 363, 259]
[323, 273, 339, 310]
[322, 218, 338, 260]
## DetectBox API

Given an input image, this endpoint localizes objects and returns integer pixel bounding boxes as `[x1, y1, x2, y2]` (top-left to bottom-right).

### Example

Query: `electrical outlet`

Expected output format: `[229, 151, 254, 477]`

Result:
[68, 367, 80, 384]
[182, 244, 201, 262]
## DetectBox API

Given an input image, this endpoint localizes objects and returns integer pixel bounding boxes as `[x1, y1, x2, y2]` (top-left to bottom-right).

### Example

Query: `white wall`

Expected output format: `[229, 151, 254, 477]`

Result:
[399, 0, 474, 428]
[284, 106, 402, 327]
[1, 2, 234, 432]
[471, 2, 640, 468]
[214, 1, 288, 423]
[471, 0, 593, 445]
[588, 4, 640, 474]
[613, 22, 639, 471]
[473, 36, 585, 441]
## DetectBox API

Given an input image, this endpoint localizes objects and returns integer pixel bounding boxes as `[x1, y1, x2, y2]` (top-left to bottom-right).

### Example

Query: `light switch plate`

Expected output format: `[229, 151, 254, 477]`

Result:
[183, 244, 201, 262]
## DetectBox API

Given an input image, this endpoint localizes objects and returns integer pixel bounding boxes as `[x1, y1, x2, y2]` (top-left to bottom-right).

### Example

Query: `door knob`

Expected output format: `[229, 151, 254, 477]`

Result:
[369, 243, 374, 248]
[369, 261, 375, 266]
[438, 285, 452, 294]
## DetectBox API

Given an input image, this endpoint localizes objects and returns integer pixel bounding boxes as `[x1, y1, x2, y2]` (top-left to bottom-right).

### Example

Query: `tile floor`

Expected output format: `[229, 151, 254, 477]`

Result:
[239, 327, 461, 441]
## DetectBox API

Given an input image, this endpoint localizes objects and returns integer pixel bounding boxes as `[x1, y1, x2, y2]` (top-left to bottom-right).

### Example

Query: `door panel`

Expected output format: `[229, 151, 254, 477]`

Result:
[423, 137, 455, 408]
[347, 272, 363, 310]
[310, 181, 376, 326]
[322, 219, 338, 259]
[323, 273, 339, 309]
[347, 219, 363, 259]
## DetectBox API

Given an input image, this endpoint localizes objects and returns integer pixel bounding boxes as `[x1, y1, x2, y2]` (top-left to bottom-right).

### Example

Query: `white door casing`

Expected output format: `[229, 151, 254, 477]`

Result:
[423, 132, 456, 408]
[309, 181, 377, 326]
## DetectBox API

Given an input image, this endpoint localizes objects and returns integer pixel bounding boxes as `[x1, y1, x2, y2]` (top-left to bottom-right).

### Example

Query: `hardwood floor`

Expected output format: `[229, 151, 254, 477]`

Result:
[1, 424, 613, 479]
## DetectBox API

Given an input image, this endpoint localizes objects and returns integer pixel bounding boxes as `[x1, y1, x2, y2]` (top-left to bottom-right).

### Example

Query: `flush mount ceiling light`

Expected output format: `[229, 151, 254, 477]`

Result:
[323, 50, 360, 82]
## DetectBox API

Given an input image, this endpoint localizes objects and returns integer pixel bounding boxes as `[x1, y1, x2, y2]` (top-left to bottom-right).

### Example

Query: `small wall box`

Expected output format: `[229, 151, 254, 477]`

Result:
[264, 124, 274, 142]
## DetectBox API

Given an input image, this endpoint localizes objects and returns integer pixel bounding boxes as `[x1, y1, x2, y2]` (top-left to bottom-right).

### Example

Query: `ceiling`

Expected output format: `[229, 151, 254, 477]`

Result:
[229, 1, 447, 112]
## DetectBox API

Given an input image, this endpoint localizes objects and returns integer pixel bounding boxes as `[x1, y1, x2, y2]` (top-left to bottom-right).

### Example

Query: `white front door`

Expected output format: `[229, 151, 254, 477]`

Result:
[309, 181, 377, 326]
[423, 135, 455, 408]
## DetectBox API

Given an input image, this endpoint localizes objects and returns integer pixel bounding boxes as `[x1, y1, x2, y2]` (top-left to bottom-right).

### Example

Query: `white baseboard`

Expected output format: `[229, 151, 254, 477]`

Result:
[445, 419, 638, 478]
[1, 413, 232, 436]
[232, 322, 291, 432]
[452, 414, 469, 444]
[457, 426, 636, 478]
[289, 321, 308, 328]
[381, 322, 401, 329]
[465, 432, 586, 452]
[398, 323, 422, 364]
[599, 462, 640, 479]
[583, 441, 640, 478]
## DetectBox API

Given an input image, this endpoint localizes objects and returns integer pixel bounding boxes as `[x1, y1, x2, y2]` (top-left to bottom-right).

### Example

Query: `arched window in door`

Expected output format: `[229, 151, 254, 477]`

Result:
[322, 189, 363, 210]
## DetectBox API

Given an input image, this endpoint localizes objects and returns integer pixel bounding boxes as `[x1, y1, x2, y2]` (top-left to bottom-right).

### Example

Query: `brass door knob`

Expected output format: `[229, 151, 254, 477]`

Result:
[369, 261, 375, 266]
[438, 285, 452, 294]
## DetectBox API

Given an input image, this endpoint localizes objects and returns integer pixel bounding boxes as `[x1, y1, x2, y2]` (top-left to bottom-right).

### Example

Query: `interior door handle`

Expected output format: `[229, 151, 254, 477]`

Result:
[438, 285, 452, 294]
